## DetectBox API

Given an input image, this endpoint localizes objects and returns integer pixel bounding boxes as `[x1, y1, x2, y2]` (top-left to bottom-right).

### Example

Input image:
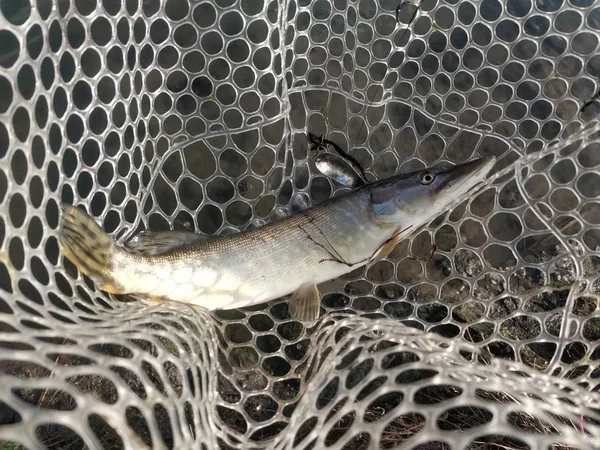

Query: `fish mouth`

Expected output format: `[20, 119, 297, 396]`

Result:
[436, 156, 496, 195]
[447, 156, 495, 181]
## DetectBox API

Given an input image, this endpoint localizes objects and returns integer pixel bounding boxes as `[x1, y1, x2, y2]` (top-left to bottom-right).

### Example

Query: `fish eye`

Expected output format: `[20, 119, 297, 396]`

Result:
[420, 171, 435, 185]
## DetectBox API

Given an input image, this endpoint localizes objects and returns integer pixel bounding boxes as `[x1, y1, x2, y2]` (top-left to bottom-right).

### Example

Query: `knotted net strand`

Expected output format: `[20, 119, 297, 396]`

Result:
[0, 0, 599, 448]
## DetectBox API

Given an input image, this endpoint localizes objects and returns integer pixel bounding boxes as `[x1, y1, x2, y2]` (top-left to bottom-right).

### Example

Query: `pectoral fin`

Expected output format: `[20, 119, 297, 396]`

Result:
[368, 226, 413, 265]
[125, 230, 205, 256]
[369, 235, 400, 264]
[289, 284, 321, 322]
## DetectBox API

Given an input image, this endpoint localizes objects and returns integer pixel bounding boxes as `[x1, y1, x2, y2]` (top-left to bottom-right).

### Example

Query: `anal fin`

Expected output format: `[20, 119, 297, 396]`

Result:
[134, 294, 209, 312]
[133, 294, 170, 305]
[289, 285, 320, 322]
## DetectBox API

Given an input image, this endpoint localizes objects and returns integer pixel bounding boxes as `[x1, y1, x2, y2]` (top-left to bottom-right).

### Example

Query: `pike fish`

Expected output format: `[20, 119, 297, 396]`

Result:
[59, 157, 495, 322]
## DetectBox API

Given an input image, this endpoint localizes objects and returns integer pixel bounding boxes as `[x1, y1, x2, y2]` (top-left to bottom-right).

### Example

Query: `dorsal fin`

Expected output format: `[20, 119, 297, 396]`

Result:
[125, 230, 206, 256]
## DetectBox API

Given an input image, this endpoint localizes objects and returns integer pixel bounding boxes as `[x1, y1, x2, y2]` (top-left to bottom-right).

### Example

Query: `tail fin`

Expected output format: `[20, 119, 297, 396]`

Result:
[59, 205, 124, 294]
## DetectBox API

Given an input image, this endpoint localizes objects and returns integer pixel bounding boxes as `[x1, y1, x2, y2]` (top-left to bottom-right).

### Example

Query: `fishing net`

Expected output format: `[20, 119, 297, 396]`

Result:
[0, 0, 599, 448]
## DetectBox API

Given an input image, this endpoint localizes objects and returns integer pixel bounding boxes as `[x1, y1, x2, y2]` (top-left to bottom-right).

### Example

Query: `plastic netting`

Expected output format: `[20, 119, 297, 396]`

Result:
[0, 0, 599, 448]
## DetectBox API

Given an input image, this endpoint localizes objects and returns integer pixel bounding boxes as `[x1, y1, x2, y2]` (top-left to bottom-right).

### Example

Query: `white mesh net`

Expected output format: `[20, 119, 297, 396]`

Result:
[0, 0, 599, 448]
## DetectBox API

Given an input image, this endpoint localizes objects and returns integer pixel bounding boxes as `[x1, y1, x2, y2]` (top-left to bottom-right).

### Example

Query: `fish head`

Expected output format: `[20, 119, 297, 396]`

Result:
[370, 156, 496, 224]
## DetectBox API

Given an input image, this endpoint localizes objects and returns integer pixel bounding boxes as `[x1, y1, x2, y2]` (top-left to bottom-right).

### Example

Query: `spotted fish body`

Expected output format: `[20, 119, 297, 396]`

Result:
[113, 188, 392, 309]
[59, 157, 495, 320]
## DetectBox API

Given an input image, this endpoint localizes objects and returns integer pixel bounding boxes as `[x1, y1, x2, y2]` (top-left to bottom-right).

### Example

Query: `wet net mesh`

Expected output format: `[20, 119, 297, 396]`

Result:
[0, 0, 599, 448]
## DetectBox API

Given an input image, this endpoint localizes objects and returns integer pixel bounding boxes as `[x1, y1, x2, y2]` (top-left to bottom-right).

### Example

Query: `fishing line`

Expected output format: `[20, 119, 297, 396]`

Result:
[353, 0, 423, 159]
